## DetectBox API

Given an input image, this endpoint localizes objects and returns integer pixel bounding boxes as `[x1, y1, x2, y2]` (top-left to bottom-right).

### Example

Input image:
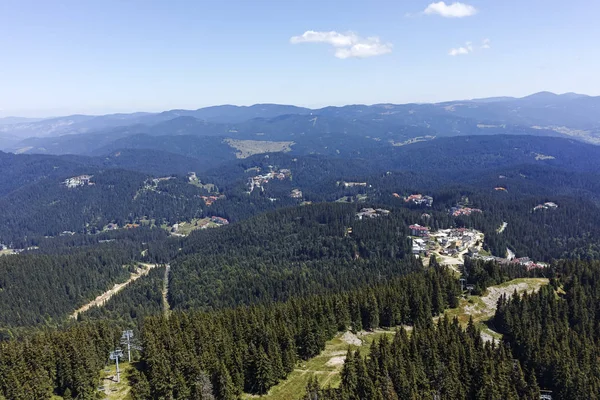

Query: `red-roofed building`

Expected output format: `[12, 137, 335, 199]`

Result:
[409, 224, 429, 237]
[211, 216, 229, 225]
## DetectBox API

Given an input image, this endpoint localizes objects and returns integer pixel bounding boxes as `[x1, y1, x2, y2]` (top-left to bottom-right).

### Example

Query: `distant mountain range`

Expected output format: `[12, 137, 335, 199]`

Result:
[1, 92, 599, 158]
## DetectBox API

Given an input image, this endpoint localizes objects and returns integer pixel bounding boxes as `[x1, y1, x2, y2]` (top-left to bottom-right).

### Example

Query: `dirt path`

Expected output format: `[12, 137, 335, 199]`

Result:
[162, 264, 171, 316]
[70, 263, 158, 319]
[497, 222, 508, 233]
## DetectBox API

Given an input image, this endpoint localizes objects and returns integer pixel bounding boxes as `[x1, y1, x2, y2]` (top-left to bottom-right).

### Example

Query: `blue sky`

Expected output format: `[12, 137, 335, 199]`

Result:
[0, 0, 598, 116]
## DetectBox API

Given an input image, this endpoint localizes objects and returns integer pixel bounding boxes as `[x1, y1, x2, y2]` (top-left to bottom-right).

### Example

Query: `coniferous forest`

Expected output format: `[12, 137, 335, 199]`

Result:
[1, 135, 600, 399]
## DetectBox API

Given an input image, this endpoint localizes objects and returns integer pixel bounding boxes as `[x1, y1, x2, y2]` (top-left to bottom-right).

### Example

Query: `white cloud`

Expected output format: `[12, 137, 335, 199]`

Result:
[290, 31, 357, 47]
[449, 46, 471, 56]
[448, 41, 473, 56]
[424, 2, 477, 18]
[449, 39, 489, 56]
[290, 30, 392, 59]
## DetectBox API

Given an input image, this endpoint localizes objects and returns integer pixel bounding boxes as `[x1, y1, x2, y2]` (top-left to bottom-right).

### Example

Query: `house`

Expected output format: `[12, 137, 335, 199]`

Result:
[468, 247, 479, 257]
[62, 175, 94, 188]
[211, 216, 229, 225]
[356, 208, 390, 220]
[534, 202, 559, 211]
[404, 194, 434, 207]
[290, 189, 303, 199]
[201, 195, 221, 206]
[451, 206, 483, 217]
[343, 181, 367, 188]
[412, 238, 427, 255]
[409, 224, 429, 237]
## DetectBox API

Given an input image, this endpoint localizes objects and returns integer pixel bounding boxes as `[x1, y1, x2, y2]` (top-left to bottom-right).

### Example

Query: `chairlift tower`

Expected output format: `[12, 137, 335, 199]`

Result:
[121, 330, 134, 362]
[109, 348, 124, 383]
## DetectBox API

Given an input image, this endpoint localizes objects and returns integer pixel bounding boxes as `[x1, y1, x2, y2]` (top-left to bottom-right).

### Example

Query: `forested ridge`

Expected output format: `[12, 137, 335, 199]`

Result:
[310, 260, 600, 400]
[0, 266, 459, 399]
[311, 319, 540, 400]
[166, 203, 421, 310]
[493, 260, 600, 398]
[4, 259, 600, 399]
[0, 250, 133, 330]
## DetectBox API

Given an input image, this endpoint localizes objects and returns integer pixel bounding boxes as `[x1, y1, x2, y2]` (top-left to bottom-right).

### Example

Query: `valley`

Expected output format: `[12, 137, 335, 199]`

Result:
[2, 1, 600, 397]
[2, 98, 600, 400]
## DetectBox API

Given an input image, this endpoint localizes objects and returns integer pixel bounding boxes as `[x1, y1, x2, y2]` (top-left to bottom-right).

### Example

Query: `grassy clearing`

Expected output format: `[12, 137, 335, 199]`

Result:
[162, 218, 220, 236]
[188, 178, 215, 191]
[494, 277, 548, 290]
[99, 362, 133, 400]
[0, 249, 16, 256]
[49, 362, 133, 400]
[444, 278, 549, 338]
[225, 139, 295, 159]
[243, 330, 397, 400]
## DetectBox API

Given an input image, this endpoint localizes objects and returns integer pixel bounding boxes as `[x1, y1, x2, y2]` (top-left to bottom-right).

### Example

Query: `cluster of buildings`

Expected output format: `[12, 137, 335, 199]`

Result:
[450, 206, 483, 217]
[469, 252, 548, 271]
[290, 188, 303, 199]
[533, 202, 558, 211]
[431, 228, 481, 256]
[62, 175, 94, 188]
[200, 195, 225, 206]
[247, 168, 292, 192]
[356, 208, 391, 220]
[399, 193, 434, 207]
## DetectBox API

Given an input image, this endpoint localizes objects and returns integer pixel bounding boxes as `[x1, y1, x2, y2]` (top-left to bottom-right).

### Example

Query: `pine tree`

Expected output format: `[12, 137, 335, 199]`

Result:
[216, 362, 236, 400]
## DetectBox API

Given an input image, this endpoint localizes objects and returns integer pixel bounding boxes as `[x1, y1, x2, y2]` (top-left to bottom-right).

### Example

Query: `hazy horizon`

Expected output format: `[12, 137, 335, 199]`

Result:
[1, 0, 598, 117]
[1, 90, 597, 119]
